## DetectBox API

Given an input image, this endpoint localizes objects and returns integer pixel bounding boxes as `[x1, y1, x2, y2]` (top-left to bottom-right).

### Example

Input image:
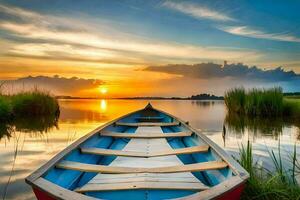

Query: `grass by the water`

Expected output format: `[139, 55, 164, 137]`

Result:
[0, 90, 60, 122]
[0, 96, 11, 122]
[224, 87, 300, 118]
[225, 88, 300, 199]
[237, 141, 300, 200]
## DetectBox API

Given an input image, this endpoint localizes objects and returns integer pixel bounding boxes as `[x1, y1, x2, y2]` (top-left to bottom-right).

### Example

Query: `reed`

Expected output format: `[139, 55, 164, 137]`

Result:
[0, 89, 59, 122]
[0, 96, 12, 122]
[283, 98, 300, 118]
[224, 87, 294, 117]
[236, 141, 300, 200]
[224, 87, 246, 114]
[11, 90, 60, 117]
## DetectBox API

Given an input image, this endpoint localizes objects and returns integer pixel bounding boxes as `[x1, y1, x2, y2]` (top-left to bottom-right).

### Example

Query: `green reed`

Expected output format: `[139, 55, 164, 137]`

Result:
[0, 88, 59, 122]
[224, 87, 300, 117]
[236, 141, 300, 200]
[11, 90, 60, 117]
[224, 87, 246, 114]
[0, 96, 12, 122]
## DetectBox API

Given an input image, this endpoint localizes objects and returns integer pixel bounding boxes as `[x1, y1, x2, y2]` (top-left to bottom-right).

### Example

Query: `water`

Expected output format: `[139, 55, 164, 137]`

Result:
[0, 99, 299, 200]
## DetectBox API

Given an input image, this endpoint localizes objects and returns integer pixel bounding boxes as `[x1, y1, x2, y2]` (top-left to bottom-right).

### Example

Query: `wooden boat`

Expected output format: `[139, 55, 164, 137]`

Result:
[26, 103, 249, 200]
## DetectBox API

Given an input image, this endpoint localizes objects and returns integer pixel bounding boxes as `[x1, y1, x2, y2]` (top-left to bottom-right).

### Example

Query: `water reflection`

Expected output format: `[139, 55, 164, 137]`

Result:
[191, 100, 223, 107]
[14, 116, 59, 134]
[224, 113, 300, 141]
[0, 116, 58, 141]
[100, 99, 107, 111]
[0, 124, 13, 140]
[58, 99, 110, 123]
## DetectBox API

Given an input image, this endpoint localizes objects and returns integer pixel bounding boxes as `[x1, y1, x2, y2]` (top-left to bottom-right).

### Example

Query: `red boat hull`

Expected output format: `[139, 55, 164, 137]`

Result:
[33, 188, 55, 200]
[217, 183, 245, 200]
[32, 183, 245, 200]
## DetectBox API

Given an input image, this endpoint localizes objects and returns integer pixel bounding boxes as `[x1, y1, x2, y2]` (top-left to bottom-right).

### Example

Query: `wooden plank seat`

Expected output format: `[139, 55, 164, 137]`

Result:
[89, 173, 203, 183]
[100, 131, 192, 138]
[56, 160, 228, 174]
[115, 122, 180, 126]
[135, 116, 165, 120]
[75, 181, 209, 192]
[80, 145, 209, 157]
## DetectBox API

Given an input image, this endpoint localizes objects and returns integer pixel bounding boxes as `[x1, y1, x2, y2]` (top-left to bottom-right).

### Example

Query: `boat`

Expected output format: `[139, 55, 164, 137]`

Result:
[26, 103, 249, 200]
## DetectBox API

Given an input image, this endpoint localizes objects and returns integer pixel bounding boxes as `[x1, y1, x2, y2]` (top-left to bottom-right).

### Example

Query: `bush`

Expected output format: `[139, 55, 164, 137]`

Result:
[283, 99, 300, 118]
[11, 91, 60, 117]
[224, 87, 246, 114]
[225, 87, 285, 117]
[0, 96, 12, 122]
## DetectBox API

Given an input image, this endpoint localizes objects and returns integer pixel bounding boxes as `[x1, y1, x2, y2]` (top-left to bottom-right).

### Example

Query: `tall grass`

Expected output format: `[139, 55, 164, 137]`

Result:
[283, 99, 300, 118]
[11, 90, 60, 117]
[236, 141, 300, 200]
[0, 89, 59, 122]
[224, 87, 246, 114]
[225, 87, 287, 117]
[0, 96, 12, 122]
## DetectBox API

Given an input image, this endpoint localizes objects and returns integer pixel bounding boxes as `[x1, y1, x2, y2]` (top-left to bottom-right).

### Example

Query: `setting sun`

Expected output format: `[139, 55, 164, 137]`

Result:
[99, 87, 108, 94]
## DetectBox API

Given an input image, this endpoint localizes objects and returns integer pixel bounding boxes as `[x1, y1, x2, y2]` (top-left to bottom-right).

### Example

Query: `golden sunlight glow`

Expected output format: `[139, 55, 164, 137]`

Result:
[100, 99, 107, 111]
[99, 86, 108, 94]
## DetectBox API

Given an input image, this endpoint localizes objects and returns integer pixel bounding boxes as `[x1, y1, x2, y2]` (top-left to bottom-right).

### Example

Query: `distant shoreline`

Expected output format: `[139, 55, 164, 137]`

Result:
[56, 92, 300, 100]
[56, 97, 225, 100]
[56, 95, 224, 100]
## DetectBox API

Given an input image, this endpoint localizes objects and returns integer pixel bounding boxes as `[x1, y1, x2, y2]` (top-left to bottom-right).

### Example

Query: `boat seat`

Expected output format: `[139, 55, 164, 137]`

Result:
[135, 117, 164, 120]
[56, 160, 228, 173]
[115, 122, 180, 126]
[80, 145, 209, 157]
[135, 116, 165, 122]
[75, 181, 209, 192]
[99, 131, 192, 138]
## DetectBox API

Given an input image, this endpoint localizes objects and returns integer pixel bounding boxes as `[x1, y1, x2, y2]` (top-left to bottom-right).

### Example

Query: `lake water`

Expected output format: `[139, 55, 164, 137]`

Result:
[0, 99, 299, 200]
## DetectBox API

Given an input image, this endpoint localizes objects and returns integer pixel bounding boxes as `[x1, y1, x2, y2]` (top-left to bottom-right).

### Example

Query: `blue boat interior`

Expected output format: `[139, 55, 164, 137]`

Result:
[43, 106, 234, 200]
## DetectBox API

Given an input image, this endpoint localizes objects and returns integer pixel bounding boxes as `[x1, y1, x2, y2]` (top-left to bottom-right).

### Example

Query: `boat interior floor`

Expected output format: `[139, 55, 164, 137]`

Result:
[76, 126, 209, 193]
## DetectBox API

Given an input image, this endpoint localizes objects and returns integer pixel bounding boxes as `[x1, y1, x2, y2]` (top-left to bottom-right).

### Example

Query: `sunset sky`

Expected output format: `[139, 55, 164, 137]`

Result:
[0, 0, 300, 97]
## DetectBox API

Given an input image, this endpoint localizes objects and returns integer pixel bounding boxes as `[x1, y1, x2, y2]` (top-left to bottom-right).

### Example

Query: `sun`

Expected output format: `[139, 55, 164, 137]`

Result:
[99, 87, 108, 94]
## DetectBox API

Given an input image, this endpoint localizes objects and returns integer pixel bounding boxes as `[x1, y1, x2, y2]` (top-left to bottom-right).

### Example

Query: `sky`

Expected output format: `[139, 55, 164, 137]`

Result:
[0, 0, 300, 97]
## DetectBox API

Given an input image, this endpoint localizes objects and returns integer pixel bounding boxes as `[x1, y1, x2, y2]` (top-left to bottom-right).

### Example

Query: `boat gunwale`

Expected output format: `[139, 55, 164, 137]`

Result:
[25, 108, 144, 184]
[25, 104, 249, 200]
[156, 107, 249, 178]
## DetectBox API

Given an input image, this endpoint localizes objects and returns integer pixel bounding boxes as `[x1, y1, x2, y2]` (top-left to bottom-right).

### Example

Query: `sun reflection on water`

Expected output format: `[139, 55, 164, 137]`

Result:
[100, 99, 107, 112]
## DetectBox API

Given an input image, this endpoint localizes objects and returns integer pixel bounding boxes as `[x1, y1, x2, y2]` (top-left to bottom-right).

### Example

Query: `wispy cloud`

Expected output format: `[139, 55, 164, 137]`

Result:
[161, 1, 300, 44]
[218, 25, 300, 43]
[0, 3, 259, 64]
[162, 1, 234, 22]
[0, 4, 41, 19]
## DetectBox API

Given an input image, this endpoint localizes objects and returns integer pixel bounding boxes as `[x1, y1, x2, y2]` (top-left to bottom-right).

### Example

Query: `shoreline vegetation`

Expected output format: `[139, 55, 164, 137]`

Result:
[224, 87, 300, 118]
[0, 89, 60, 139]
[225, 87, 300, 199]
[237, 141, 300, 200]
[0, 89, 60, 123]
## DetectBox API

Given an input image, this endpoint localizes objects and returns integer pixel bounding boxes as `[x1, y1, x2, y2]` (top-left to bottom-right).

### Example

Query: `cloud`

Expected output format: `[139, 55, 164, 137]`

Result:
[162, 1, 234, 22]
[161, 1, 300, 43]
[0, 22, 258, 62]
[1, 75, 104, 96]
[0, 3, 83, 32]
[144, 62, 300, 82]
[218, 25, 300, 43]
[0, 3, 259, 64]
